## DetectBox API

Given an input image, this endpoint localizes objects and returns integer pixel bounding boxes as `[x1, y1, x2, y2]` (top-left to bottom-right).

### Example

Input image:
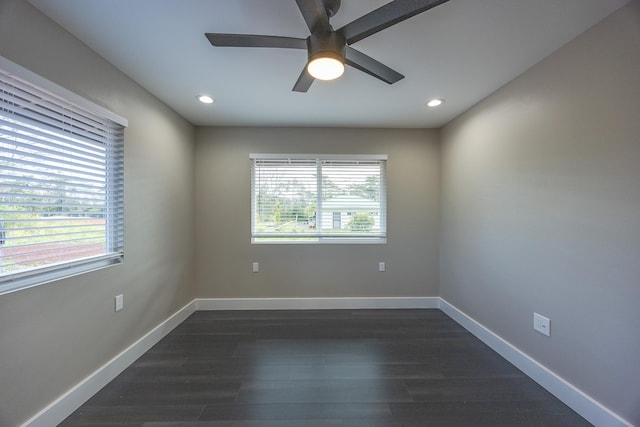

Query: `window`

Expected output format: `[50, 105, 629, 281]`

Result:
[251, 154, 386, 243]
[0, 59, 126, 294]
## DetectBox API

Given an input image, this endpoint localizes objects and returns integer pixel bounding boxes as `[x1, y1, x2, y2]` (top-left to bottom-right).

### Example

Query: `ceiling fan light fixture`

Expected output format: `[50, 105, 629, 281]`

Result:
[307, 56, 344, 80]
[306, 31, 346, 81]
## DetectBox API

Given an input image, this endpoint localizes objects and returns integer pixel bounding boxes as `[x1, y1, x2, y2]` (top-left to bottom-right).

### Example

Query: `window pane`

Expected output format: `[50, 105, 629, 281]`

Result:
[320, 162, 382, 236]
[0, 65, 125, 293]
[253, 160, 317, 238]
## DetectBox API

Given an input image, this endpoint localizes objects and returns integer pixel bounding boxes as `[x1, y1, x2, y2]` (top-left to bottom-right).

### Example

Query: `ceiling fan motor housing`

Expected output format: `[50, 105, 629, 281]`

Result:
[307, 31, 346, 63]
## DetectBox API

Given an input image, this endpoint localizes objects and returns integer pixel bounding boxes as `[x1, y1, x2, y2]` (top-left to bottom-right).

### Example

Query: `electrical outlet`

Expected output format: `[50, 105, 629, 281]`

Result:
[533, 312, 550, 336]
[115, 294, 124, 312]
[252, 262, 259, 273]
[378, 261, 385, 272]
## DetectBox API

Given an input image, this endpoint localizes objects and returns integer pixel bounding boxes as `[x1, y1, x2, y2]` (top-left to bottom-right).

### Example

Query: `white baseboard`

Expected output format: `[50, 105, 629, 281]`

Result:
[438, 298, 632, 427]
[196, 296, 440, 311]
[23, 300, 197, 427]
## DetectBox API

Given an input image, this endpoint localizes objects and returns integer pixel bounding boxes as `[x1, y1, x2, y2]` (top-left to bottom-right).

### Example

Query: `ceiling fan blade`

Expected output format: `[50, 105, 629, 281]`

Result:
[338, 0, 450, 45]
[292, 67, 315, 92]
[295, 0, 331, 33]
[205, 33, 307, 49]
[345, 46, 404, 84]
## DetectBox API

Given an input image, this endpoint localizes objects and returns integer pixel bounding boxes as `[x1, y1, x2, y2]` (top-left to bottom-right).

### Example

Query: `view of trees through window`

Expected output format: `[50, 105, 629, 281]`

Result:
[252, 158, 386, 241]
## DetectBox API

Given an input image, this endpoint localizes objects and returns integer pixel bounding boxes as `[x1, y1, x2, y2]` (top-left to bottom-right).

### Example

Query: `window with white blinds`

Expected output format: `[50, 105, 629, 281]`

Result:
[0, 61, 126, 294]
[251, 154, 386, 243]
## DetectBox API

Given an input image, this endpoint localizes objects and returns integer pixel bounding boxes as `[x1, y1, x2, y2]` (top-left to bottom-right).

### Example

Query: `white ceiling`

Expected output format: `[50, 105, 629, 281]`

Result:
[29, 0, 628, 128]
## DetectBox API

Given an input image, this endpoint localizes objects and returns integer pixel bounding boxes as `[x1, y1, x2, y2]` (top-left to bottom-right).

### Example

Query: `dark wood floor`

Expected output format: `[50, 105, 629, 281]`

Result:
[60, 309, 591, 426]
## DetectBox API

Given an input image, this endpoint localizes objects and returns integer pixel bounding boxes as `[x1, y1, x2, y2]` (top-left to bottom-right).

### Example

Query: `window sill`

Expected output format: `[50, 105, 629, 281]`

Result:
[251, 238, 387, 245]
[0, 254, 123, 296]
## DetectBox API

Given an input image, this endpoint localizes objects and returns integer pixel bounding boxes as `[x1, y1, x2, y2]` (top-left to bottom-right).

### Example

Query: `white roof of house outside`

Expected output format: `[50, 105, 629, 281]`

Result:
[323, 196, 379, 211]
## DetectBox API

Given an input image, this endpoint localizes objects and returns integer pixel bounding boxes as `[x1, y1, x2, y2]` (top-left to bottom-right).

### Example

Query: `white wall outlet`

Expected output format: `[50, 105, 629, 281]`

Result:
[533, 312, 550, 336]
[252, 262, 259, 273]
[378, 261, 385, 272]
[115, 294, 124, 312]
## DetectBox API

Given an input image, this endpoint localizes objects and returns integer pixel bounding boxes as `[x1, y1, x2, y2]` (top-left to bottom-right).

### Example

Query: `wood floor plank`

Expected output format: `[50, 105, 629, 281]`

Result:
[236, 379, 412, 404]
[388, 400, 592, 426]
[199, 402, 392, 421]
[143, 420, 344, 426]
[404, 377, 555, 402]
[61, 404, 204, 424]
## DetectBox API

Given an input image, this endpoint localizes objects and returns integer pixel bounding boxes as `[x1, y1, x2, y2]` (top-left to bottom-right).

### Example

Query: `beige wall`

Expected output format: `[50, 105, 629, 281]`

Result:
[0, 1, 196, 425]
[440, 2, 640, 424]
[195, 127, 440, 299]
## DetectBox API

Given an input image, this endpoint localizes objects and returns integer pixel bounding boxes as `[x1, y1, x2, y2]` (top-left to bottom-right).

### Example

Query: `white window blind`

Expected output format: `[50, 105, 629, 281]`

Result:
[0, 63, 126, 294]
[251, 154, 386, 243]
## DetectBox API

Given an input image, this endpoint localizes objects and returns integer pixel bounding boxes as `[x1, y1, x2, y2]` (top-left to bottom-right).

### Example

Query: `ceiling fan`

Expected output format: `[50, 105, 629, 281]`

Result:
[205, 0, 450, 92]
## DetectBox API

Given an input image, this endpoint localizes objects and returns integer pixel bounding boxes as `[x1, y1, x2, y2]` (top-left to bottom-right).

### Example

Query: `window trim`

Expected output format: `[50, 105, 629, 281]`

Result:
[0, 56, 127, 295]
[250, 153, 387, 244]
[0, 57, 127, 127]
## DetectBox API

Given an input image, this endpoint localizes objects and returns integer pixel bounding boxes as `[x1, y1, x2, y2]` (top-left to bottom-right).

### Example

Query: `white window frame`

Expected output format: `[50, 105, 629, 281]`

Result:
[0, 57, 127, 295]
[250, 153, 387, 244]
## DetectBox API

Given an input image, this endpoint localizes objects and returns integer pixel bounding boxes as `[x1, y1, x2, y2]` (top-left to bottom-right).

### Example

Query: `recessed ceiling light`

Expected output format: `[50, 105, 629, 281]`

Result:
[196, 94, 214, 104]
[427, 98, 444, 107]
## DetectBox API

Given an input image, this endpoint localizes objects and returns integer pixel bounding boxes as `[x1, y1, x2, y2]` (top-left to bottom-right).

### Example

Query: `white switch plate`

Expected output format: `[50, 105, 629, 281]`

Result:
[115, 294, 124, 312]
[378, 261, 385, 272]
[252, 262, 259, 273]
[533, 312, 550, 336]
